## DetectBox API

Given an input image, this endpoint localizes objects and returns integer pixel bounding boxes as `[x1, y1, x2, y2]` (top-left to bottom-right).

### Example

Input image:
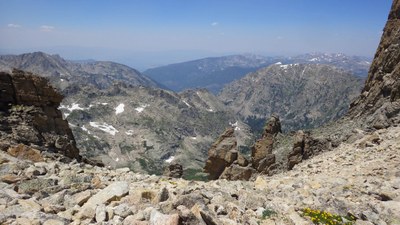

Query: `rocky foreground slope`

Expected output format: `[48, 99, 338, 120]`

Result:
[0, 125, 399, 224]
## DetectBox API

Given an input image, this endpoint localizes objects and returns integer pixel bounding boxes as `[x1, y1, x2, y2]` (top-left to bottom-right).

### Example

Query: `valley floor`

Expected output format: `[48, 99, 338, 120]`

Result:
[0, 125, 399, 224]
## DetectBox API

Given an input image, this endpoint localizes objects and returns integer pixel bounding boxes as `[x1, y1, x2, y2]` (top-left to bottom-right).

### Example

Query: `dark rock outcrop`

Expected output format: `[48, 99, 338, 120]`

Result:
[287, 129, 334, 170]
[348, 0, 400, 128]
[203, 128, 237, 180]
[164, 163, 183, 178]
[0, 69, 80, 160]
[251, 115, 281, 173]
[219, 164, 254, 181]
[204, 115, 282, 180]
[204, 127, 253, 180]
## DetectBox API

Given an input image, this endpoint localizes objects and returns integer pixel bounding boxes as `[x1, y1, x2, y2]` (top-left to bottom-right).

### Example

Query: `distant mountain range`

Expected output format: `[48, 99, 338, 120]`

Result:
[288, 53, 372, 77]
[0, 52, 159, 93]
[0, 52, 251, 174]
[61, 85, 248, 175]
[219, 63, 365, 133]
[0, 51, 365, 175]
[143, 54, 280, 94]
[144, 53, 371, 94]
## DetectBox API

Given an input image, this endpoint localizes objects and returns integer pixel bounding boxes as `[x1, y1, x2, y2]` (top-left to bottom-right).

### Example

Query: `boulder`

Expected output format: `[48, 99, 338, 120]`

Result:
[251, 115, 281, 172]
[163, 163, 183, 178]
[287, 130, 306, 170]
[256, 154, 276, 174]
[149, 209, 180, 225]
[219, 164, 254, 181]
[7, 144, 44, 162]
[78, 181, 129, 219]
[17, 178, 58, 195]
[84, 181, 129, 206]
[204, 127, 237, 180]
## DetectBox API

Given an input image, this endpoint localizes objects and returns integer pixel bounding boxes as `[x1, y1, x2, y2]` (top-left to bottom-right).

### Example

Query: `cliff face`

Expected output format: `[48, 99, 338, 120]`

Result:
[348, 0, 400, 128]
[0, 69, 80, 159]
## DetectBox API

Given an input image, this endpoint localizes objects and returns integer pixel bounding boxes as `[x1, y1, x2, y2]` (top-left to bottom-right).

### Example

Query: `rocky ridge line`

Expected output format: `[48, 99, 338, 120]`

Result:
[281, 0, 400, 170]
[348, 0, 400, 129]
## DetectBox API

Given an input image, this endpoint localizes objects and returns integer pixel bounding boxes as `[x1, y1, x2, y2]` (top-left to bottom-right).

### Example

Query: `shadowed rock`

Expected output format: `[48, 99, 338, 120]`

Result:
[348, 0, 400, 128]
[0, 69, 80, 160]
[164, 163, 183, 178]
[204, 127, 237, 180]
[251, 115, 281, 173]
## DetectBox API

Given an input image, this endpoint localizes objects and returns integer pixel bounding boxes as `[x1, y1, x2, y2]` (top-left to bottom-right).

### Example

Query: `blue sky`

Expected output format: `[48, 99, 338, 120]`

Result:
[0, 0, 392, 69]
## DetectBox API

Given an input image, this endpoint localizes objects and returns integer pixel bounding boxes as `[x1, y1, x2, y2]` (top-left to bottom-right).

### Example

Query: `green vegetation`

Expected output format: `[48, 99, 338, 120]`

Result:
[183, 168, 208, 181]
[245, 115, 266, 138]
[262, 209, 277, 219]
[137, 157, 162, 175]
[238, 145, 252, 157]
[257, 209, 277, 224]
[301, 208, 356, 225]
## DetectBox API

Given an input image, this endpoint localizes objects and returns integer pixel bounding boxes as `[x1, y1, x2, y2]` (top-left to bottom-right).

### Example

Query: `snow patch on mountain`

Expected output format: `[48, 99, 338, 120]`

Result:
[280, 64, 289, 69]
[125, 130, 134, 135]
[165, 156, 175, 163]
[229, 121, 241, 131]
[59, 103, 84, 111]
[89, 122, 119, 135]
[135, 104, 149, 113]
[182, 100, 191, 107]
[279, 64, 299, 70]
[81, 125, 91, 135]
[59, 103, 98, 116]
[115, 103, 125, 115]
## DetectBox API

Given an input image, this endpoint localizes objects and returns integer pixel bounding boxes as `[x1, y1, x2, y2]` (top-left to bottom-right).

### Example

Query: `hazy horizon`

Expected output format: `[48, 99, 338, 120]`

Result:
[0, 0, 392, 69]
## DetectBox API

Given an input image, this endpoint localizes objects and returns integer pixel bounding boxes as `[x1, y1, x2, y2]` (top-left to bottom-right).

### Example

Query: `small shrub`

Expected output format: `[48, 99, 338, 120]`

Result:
[183, 168, 208, 181]
[301, 208, 356, 225]
[262, 209, 277, 219]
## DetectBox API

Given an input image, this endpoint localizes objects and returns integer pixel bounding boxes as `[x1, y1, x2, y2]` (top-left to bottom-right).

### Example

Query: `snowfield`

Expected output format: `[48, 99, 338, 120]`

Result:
[89, 122, 119, 135]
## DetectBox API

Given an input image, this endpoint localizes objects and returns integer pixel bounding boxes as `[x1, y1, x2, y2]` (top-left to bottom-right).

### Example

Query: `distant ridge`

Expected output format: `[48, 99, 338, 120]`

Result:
[0, 52, 160, 92]
[144, 53, 371, 94]
[219, 63, 365, 133]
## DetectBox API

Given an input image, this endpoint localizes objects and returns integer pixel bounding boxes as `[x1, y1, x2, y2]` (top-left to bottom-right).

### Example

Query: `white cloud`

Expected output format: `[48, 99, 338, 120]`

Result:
[40, 25, 55, 32]
[7, 23, 21, 28]
[211, 22, 218, 26]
